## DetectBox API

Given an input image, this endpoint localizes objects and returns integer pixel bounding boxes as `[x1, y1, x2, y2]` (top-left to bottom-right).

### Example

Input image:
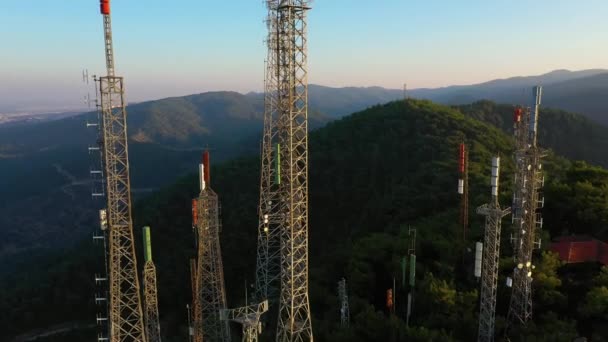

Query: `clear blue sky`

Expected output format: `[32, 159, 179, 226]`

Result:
[0, 0, 607, 112]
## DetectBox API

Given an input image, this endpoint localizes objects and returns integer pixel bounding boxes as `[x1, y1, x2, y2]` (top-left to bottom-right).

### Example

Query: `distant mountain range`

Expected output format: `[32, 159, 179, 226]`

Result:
[1, 69, 607, 275]
[410, 69, 608, 124]
[258, 69, 608, 125]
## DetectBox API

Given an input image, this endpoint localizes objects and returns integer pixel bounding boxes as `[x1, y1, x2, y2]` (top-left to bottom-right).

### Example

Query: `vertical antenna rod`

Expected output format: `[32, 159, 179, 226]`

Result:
[476, 157, 510, 342]
[274, 1, 314, 341]
[458, 143, 469, 242]
[97, 1, 147, 341]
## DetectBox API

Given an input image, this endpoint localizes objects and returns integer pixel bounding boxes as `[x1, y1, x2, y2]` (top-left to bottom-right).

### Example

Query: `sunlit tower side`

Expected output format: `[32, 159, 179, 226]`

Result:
[274, 1, 314, 341]
[142, 226, 162, 342]
[507, 86, 545, 331]
[255, 0, 282, 304]
[458, 143, 469, 242]
[476, 157, 511, 342]
[220, 301, 269, 342]
[192, 151, 231, 342]
[97, 1, 147, 341]
[338, 278, 349, 327]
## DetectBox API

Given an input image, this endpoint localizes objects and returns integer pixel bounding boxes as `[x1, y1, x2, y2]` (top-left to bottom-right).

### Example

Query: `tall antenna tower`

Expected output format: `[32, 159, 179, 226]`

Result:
[97, 1, 147, 341]
[476, 157, 510, 342]
[220, 300, 269, 342]
[191, 151, 231, 342]
[338, 278, 349, 327]
[142, 226, 162, 342]
[255, 0, 281, 304]
[506, 87, 545, 332]
[274, 1, 314, 341]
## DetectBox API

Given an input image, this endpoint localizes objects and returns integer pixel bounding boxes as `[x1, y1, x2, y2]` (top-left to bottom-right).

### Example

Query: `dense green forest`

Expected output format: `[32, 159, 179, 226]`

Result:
[2, 99, 608, 341]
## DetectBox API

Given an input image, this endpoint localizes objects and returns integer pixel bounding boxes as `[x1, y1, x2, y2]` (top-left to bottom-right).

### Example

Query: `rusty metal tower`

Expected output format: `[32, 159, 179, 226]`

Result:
[221, 300, 269, 342]
[476, 157, 510, 342]
[506, 87, 545, 335]
[142, 227, 162, 342]
[255, 0, 281, 304]
[191, 151, 231, 342]
[273, 1, 314, 341]
[97, 1, 147, 341]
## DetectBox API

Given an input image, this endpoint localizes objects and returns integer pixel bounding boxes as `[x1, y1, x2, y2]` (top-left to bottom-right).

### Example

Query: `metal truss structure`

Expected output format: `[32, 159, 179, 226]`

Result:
[255, 0, 282, 304]
[274, 1, 314, 341]
[221, 301, 270, 342]
[476, 158, 510, 342]
[142, 227, 162, 342]
[192, 153, 231, 342]
[97, 2, 147, 341]
[506, 87, 545, 333]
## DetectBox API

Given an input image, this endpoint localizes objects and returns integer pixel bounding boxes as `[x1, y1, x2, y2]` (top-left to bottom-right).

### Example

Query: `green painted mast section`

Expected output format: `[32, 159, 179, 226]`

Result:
[409, 254, 416, 287]
[275, 143, 281, 185]
[143, 226, 153, 262]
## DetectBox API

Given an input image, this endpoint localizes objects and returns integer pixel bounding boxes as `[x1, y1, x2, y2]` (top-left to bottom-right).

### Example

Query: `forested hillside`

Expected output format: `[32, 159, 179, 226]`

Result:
[2, 99, 607, 341]
[457, 100, 608, 168]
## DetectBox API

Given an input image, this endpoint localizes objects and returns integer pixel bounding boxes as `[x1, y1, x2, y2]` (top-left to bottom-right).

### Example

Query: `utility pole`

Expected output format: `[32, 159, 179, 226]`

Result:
[191, 151, 231, 342]
[476, 157, 510, 342]
[255, 0, 281, 304]
[96, 1, 147, 340]
[406, 227, 416, 327]
[338, 278, 349, 327]
[142, 227, 162, 342]
[506, 87, 545, 334]
[274, 1, 314, 341]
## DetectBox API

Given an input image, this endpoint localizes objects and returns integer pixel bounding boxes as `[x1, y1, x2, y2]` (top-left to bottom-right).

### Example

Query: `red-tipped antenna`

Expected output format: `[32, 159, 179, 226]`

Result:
[203, 150, 211, 185]
[458, 143, 466, 174]
[100, 0, 110, 15]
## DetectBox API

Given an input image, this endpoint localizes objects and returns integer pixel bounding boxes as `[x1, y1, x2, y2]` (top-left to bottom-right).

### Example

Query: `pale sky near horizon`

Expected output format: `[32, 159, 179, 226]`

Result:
[0, 0, 607, 113]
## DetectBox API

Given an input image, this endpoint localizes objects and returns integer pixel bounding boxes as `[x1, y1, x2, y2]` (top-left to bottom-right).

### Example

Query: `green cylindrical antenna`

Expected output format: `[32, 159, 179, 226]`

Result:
[143, 226, 153, 262]
[275, 143, 281, 185]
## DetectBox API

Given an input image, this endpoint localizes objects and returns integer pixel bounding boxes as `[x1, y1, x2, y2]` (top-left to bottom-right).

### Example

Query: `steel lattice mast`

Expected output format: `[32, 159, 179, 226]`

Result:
[97, 1, 147, 341]
[274, 1, 314, 341]
[506, 87, 545, 332]
[255, 0, 282, 303]
[476, 157, 510, 342]
[142, 227, 162, 342]
[220, 301, 269, 342]
[192, 151, 231, 342]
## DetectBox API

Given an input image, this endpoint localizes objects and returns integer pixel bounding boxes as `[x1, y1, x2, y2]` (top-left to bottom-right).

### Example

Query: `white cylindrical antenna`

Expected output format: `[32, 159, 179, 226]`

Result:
[199, 163, 206, 191]
[474, 242, 483, 278]
[491, 157, 500, 198]
[530, 86, 542, 142]
[458, 179, 464, 194]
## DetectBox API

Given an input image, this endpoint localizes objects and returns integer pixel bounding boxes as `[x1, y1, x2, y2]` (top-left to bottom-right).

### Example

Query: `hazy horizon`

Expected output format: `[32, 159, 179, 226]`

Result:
[1, 0, 607, 113]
